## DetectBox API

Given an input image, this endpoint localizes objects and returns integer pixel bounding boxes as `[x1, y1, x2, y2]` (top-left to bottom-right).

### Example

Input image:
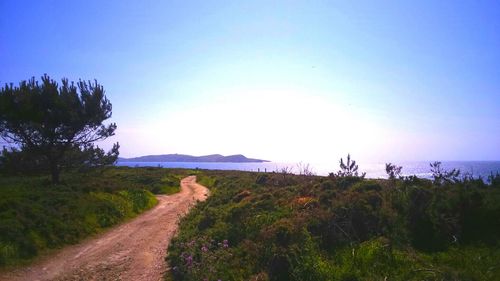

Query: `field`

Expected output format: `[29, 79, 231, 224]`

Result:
[167, 170, 500, 281]
[2, 166, 499, 280]
[0, 166, 187, 266]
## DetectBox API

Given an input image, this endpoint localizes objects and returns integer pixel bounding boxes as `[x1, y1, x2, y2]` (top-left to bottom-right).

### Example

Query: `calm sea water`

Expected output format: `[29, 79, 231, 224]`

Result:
[116, 161, 500, 180]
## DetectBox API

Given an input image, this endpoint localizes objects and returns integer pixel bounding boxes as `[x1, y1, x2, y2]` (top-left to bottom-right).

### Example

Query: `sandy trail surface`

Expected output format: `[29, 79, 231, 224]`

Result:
[1, 176, 209, 281]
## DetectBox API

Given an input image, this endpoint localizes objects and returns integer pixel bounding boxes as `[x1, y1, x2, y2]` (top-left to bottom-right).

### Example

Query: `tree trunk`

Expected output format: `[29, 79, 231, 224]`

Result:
[50, 162, 60, 184]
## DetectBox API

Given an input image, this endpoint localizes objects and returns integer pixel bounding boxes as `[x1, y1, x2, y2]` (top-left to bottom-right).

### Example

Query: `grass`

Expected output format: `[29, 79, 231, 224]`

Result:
[2, 165, 499, 280]
[0, 166, 189, 266]
[166, 170, 500, 281]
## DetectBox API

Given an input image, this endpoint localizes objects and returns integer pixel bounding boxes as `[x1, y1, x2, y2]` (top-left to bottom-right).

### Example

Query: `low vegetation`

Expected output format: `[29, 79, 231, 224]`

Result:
[0, 166, 185, 266]
[167, 162, 500, 281]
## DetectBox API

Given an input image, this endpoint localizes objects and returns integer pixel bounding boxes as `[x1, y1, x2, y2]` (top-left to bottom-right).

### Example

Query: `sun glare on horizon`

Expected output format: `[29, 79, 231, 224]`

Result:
[1, 1, 499, 162]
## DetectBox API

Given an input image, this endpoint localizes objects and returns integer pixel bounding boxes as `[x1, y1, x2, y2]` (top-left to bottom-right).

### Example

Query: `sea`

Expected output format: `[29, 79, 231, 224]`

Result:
[116, 161, 500, 180]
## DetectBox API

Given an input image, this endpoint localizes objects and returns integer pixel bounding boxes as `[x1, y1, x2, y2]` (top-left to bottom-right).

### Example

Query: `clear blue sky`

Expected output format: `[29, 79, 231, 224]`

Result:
[1, 1, 499, 162]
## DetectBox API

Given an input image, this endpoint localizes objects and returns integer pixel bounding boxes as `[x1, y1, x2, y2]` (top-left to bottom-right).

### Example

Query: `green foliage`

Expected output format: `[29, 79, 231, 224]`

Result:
[385, 163, 402, 179]
[488, 172, 500, 187]
[167, 170, 500, 281]
[0, 167, 186, 266]
[335, 154, 366, 178]
[0, 75, 118, 183]
[196, 174, 217, 188]
[430, 161, 461, 186]
[149, 174, 184, 194]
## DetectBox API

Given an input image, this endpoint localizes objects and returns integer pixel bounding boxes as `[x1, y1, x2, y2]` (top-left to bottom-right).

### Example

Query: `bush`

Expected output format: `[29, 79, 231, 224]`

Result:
[0, 167, 164, 266]
[166, 170, 500, 281]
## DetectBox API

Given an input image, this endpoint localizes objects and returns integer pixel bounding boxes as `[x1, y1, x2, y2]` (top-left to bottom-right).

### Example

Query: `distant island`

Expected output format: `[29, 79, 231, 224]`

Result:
[118, 154, 269, 163]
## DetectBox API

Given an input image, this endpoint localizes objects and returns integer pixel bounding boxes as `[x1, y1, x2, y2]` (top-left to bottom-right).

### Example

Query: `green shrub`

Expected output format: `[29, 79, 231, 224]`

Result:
[0, 167, 166, 266]
[167, 170, 500, 281]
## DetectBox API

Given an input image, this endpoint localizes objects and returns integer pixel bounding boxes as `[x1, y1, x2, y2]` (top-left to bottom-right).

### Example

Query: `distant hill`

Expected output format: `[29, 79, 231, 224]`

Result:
[118, 154, 269, 163]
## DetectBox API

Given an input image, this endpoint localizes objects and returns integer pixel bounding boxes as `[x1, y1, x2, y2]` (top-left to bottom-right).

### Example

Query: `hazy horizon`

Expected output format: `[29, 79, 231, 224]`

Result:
[118, 152, 500, 164]
[1, 1, 499, 163]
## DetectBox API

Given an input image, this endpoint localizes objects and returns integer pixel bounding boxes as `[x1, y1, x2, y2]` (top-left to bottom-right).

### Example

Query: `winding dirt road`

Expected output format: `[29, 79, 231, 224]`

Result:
[1, 176, 209, 281]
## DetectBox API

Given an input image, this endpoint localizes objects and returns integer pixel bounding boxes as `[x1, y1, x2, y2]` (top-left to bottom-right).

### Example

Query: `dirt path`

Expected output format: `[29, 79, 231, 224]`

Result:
[1, 176, 209, 281]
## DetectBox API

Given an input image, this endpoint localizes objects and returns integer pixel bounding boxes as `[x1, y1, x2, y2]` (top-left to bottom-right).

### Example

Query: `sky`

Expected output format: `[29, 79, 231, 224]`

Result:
[1, 0, 499, 164]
